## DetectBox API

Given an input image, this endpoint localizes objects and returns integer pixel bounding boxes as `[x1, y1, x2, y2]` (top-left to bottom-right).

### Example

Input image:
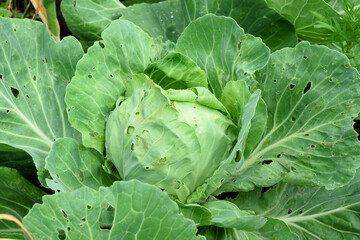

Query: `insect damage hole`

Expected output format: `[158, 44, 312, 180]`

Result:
[303, 82, 311, 94]
[10, 87, 19, 98]
[99, 203, 114, 230]
[262, 160, 273, 165]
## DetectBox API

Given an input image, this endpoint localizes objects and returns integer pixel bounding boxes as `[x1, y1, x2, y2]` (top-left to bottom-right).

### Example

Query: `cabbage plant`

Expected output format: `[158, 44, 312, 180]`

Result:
[106, 75, 237, 202]
[1, 3, 360, 239]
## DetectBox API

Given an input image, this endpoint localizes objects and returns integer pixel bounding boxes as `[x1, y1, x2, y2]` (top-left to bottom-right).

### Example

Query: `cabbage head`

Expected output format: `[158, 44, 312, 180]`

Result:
[105, 74, 237, 202]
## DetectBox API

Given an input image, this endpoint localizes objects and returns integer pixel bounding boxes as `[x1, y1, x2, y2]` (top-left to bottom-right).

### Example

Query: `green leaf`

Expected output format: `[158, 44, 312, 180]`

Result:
[23, 180, 204, 240]
[145, 52, 208, 90]
[0, 151, 35, 177]
[0, 143, 22, 152]
[179, 199, 267, 231]
[65, 19, 172, 153]
[121, 0, 297, 51]
[121, 0, 166, 6]
[251, 218, 299, 240]
[176, 14, 269, 99]
[0, 7, 9, 17]
[227, 42, 360, 191]
[62, 0, 297, 51]
[179, 203, 213, 226]
[45, 138, 117, 192]
[60, 0, 125, 48]
[0, 167, 45, 239]
[198, 220, 299, 240]
[0, 18, 83, 184]
[234, 169, 360, 239]
[203, 200, 266, 231]
[265, 0, 342, 43]
[198, 226, 261, 240]
[221, 81, 268, 157]
[187, 90, 261, 203]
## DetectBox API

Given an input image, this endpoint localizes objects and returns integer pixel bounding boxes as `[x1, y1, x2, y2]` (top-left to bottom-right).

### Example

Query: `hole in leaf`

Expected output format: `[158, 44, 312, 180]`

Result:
[288, 209, 292, 214]
[99, 202, 114, 230]
[303, 56, 307, 59]
[135, 112, 139, 115]
[81, 217, 86, 222]
[67, 227, 71, 232]
[57, 229, 66, 240]
[261, 185, 275, 193]
[99, 42, 105, 48]
[216, 192, 239, 200]
[262, 160, 273, 165]
[5, 40, 8, 43]
[131, 143, 134, 150]
[0, 74, 2, 80]
[6, 110, 9, 113]
[145, 166, 150, 169]
[290, 84, 295, 89]
[276, 154, 281, 158]
[310, 144, 316, 149]
[33, 76, 36, 81]
[10, 87, 19, 98]
[88, 75, 92, 78]
[234, 150, 240, 162]
[110, 74, 114, 78]
[299, 210, 303, 214]
[290, 166, 296, 171]
[273, 79, 277, 82]
[303, 82, 311, 94]
[126, 126, 135, 134]
[291, 116, 296, 121]
[87, 205, 91, 209]
[61, 209, 68, 218]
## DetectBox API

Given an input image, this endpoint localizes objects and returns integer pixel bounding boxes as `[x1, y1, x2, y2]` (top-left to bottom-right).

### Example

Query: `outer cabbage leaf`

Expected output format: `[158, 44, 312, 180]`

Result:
[0, 151, 35, 177]
[233, 169, 360, 239]
[60, 0, 125, 48]
[105, 74, 235, 202]
[0, 167, 45, 239]
[61, 0, 297, 51]
[0, 143, 22, 152]
[219, 42, 360, 192]
[65, 19, 173, 153]
[176, 14, 270, 99]
[202, 200, 266, 231]
[198, 218, 299, 240]
[23, 180, 204, 240]
[45, 138, 117, 192]
[0, 18, 83, 184]
[265, 0, 343, 43]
